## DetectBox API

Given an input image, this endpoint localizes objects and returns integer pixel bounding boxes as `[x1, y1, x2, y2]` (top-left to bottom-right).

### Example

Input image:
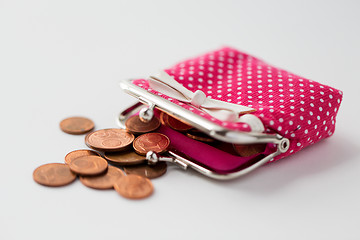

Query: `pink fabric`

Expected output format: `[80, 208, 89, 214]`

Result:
[133, 47, 343, 161]
[158, 125, 276, 173]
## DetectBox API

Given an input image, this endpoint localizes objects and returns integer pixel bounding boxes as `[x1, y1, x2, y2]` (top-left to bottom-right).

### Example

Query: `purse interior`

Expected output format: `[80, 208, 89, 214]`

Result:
[154, 112, 277, 174]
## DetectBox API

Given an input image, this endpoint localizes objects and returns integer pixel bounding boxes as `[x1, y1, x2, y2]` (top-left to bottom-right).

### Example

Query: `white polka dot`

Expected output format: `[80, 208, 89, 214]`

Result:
[289, 121, 293, 125]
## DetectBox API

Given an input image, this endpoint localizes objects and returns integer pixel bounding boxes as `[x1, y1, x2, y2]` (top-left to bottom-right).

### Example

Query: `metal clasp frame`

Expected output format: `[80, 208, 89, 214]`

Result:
[117, 79, 290, 180]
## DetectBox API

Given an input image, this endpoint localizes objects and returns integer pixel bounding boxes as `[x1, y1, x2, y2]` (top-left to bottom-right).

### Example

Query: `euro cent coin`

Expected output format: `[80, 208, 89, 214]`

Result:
[163, 112, 193, 132]
[123, 162, 167, 179]
[69, 155, 108, 176]
[64, 149, 100, 165]
[125, 115, 160, 135]
[114, 175, 153, 199]
[33, 163, 77, 187]
[233, 144, 266, 157]
[104, 151, 146, 166]
[186, 130, 215, 143]
[79, 165, 124, 189]
[60, 117, 94, 135]
[85, 128, 134, 152]
[133, 132, 170, 156]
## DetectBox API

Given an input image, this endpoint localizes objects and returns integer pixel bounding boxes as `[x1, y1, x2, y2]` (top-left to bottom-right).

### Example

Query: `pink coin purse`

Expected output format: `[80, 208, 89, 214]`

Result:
[118, 47, 343, 180]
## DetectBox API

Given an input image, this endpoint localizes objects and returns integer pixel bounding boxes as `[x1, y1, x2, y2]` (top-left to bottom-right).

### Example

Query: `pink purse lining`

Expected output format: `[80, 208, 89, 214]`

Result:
[157, 125, 276, 173]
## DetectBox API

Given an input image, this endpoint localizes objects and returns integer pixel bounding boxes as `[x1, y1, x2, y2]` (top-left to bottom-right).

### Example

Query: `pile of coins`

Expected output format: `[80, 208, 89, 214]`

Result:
[34, 115, 169, 200]
[34, 110, 267, 199]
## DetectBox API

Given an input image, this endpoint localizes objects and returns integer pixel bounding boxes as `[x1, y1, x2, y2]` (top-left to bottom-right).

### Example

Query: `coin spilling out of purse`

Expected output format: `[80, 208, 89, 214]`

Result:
[34, 113, 266, 199]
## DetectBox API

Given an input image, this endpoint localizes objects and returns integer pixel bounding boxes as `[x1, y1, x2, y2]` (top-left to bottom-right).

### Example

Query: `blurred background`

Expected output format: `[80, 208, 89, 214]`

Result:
[1, 0, 359, 239]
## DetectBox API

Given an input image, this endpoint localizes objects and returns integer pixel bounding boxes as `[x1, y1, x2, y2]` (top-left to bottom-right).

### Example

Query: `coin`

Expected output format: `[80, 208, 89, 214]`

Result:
[233, 144, 267, 157]
[33, 163, 77, 187]
[60, 117, 94, 135]
[133, 132, 170, 155]
[125, 115, 160, 134]
[85, 128, 134, 152]
[160, 112, 193, 132]
[159, 112, 167, 125]
[114, 175, 153, 199]
[104, 151, 146, 166]
[69, 155, 108, 176]
[64, 149, 100, 165]
[186, 130, 215, 143]
[79, 166, 124, 189]
[123, 162, 167, 179]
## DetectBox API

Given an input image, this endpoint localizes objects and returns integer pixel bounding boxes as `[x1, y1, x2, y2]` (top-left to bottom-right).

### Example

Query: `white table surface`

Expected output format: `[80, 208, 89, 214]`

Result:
[1, 0, 359, 239]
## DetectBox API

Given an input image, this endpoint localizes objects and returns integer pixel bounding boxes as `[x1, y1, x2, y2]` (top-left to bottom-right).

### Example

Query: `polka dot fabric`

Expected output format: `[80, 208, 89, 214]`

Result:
[132, 47, 343, 161]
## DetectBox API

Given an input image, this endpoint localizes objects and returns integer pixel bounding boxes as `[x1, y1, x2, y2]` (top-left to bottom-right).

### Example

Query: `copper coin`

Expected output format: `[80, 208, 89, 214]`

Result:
[79, 166, 124, 189]
[133, 132, 170, 156]
[104, 151, 146, 166]
[233, 144, 267, 157]
[33, 163, 76, 187]
[123, 162, 167, 179]
[159, 112, 167, 125]
[60, 117, 94, 135]
[85, 128, 135, 152]
[164, 113, 193, 132]
[69, 155, 108, 176]
[64, 149, 100, 165]
[114, 175, 153, 199]
[186, 130, 215, 143]
[125, 115, 160, 134]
